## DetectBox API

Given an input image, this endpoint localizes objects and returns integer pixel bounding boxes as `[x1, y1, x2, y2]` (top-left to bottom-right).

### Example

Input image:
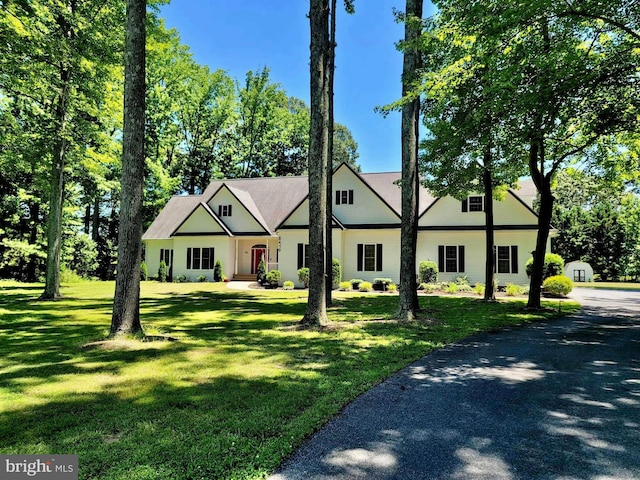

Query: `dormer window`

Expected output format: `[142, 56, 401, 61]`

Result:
[218, 204, 232, 217]
[462, 195, 484, 212]
[336, 189, 354, 205]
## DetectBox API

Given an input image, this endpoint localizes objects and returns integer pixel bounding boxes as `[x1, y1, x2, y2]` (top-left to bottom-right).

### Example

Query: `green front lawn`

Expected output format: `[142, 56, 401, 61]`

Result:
[0, 281, 579, 480]
[575, 281, 640, 290]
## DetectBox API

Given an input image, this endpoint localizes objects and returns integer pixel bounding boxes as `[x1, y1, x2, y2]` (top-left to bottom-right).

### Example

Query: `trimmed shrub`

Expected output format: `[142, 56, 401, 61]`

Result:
[350, 278, 363, 289]
[419, 261, 438, 284]
[526, 253, 566, 280]
[419, 283, 439, 293]
[213, 260, 224, 282]
[197, 275, 207, 282]
[474, 282, 485, 296]
[446, 282, 458, 294]
[266, 269, 282, 286]
[543, 275, 573, 297]
[282, 280, 295, 290]
[174, 274, 187, 283]
[158, 261, 167, 283]
[140, 261, 148, 281]
[505, 283, 525, 296]
[454, 275, 469, 286]
[373, 277, 393, 291]
[332, 258, 342, 285]
[60, 268, 83, 284]
[297, 267, 310, 288]
[257, 257, 267, 285]
[358, 281, 372, 292]
[339, 281, 352, 291]
[387, 283, 397, 292]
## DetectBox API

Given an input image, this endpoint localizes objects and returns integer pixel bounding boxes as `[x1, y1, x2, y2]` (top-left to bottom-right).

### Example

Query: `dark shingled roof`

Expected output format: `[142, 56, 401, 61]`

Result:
[142, 170, 531, 240]
[143, 175, 309, 239]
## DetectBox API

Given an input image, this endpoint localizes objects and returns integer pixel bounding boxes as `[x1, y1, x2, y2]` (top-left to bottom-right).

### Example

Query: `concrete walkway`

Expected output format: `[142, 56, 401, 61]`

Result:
[225, 281, 254, 291]
[270, 288, 640, 480]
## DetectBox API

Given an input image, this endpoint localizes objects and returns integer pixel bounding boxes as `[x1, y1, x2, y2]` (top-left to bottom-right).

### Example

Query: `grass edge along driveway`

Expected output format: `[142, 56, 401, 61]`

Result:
[0, 281, 579, 480]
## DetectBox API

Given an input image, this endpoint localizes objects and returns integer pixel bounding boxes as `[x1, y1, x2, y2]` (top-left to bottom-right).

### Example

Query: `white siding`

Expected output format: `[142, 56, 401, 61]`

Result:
[417, 229, 540, 286]
[333, 167, 399, 225]
[207, 188, 266, 233]
[420, 194, 538, 228]
[341, 229, 401, 283]
[174, 205, 225, 234]
[281, 199, 309, 227]
[171, 236, 234, 281]
[144, 239, 174, 279]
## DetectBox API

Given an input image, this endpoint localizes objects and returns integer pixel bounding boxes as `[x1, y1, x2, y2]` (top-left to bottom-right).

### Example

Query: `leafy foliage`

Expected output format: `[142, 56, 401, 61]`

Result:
[526, 254, 565, 281]
[419, 261, 438, 284]
[332, 258, 342, 285]
[543, 275, 574, 297]
[297, 267, 310, 288]
[158, 261, 168, 283]
[256, 257, 267, 285]
[213, 260, 224, 282]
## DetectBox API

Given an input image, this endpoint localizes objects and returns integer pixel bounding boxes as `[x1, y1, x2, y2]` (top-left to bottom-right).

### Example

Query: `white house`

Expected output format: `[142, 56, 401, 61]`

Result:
[142, 163, 548, 286]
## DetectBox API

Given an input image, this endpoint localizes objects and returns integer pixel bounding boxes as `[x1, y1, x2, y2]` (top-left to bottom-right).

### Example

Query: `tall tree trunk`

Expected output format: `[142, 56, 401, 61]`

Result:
[397, 0, 423, 321]
[110, 0, 146, 336]
[483, 159, 496, 301]
[84, 204, 91, 234]
[325, 0, 337, 307]
[301, 0, 330, 327]
[27, 202, 40, 283]
[527, 140, 554, 310]
[92, 196, 100, 242]
[40, 66, 71, 300]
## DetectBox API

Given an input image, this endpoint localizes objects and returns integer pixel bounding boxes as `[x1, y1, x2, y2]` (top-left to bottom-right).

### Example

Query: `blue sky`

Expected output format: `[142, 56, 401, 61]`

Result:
[159, 1, 436, 173]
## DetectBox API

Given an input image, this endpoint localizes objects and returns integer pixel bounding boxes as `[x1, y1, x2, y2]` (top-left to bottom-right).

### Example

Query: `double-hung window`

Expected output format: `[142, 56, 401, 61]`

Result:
[297, 243, 310, 269]
[218, 205, 232, 217]
[461, 195, 484, 212]
[187, 247, 215, 270]
[494, 246, 519, 274]
[357, 243, 383, 272]
[335, 189, 354, 205]
[438, 245, 465, 273]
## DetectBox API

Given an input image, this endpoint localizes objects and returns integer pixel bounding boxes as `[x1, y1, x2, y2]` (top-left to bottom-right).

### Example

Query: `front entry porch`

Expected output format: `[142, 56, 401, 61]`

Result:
[233, 237, 279, 278]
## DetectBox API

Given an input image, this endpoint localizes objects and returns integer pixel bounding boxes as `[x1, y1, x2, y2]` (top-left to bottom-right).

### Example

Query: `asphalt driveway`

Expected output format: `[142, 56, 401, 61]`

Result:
[270, 288, 640, 480]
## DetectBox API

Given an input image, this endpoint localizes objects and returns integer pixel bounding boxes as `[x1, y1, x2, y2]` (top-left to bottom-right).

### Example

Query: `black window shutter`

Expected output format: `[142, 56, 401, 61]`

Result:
[187, 248, 192, 269]
[462, 199, 468, 212]
[511, 246, 518, 273]
[348, 190, 354, 204]
[458, 246, 465, 272]
[493, 246, 497, 273]
[335, 190, 341, 205]
[297, 243, 304, 269]
[438, 245, 445, 272]
[228, 205, 232, 216]
[218, 205, 222, 216]
[357, 244, 364, 271]
[376, 243, 383, 271]
[211, 248, 215, 269]
[160, 249, 164, 263]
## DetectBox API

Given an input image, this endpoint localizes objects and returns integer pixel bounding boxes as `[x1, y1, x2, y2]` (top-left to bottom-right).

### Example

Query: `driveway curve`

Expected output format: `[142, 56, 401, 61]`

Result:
[270, 288, 640, 480]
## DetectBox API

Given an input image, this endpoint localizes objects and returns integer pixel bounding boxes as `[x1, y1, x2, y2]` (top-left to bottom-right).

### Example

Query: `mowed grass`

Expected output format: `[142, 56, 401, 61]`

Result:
[575, 281, 640, 291]
[0, 280, 580, 480]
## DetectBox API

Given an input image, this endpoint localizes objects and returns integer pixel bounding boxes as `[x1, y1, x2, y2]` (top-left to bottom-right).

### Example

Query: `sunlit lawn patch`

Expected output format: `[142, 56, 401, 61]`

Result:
[0, 280, 579, 479]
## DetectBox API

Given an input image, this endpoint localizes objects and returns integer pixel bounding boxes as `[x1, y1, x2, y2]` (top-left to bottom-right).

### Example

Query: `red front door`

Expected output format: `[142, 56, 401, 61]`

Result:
[251, 248, 267, 274]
